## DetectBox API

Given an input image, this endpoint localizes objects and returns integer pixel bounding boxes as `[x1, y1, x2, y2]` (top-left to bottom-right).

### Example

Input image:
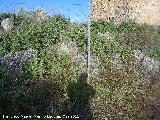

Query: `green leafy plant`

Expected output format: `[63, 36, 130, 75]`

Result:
[0, 9, 160, 120]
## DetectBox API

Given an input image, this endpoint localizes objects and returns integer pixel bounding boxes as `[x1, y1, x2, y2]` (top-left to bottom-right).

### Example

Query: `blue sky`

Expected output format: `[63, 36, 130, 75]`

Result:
[0, 0, 88, 23]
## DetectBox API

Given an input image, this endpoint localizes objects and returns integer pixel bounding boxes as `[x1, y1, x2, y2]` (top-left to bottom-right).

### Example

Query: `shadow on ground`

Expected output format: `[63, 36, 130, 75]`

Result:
[62, 72, 96, 120]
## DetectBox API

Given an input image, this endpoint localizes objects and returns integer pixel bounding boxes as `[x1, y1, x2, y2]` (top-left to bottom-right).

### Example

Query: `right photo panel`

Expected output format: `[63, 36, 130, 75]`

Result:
[91, 0, 160, 119]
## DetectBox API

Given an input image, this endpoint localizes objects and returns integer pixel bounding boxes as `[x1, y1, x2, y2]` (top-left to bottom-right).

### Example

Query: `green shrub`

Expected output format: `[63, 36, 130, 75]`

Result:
[0, 10, 159, 120]
[0, 15, 70, 56]
[91, 20, 117, 33]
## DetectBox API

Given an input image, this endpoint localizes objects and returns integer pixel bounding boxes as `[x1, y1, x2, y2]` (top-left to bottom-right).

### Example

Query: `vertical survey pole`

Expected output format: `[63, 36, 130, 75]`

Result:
[87, 0, 92, 83]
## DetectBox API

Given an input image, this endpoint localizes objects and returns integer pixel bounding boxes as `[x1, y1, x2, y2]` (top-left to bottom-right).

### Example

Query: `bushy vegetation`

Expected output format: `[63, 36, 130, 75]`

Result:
[0, 9, 159, 120]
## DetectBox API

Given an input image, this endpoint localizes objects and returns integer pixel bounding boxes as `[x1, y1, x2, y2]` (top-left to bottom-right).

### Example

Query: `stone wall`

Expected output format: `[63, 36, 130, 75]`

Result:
[92, 0, 160, 25]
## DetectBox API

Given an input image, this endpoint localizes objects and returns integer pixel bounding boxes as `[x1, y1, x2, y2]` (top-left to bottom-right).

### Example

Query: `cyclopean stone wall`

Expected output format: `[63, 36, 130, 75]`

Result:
[92, 0, 160, 25]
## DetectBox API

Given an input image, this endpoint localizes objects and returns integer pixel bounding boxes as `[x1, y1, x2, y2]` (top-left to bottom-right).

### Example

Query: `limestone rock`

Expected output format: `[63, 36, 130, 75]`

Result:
[0, 49, 37, 76]
[143, 57, 160, 71]
[58, 41, 100, 75]
[1, 18, 14, 31]
[133, 50, 160, 72]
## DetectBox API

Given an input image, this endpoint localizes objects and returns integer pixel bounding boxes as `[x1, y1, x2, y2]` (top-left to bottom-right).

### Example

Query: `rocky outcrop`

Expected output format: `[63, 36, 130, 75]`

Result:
[0, 49, 37, 76]
[97, 32, 160, 72]
[1, 18, 14, 31]
[133, 50, 160, 72]
[58, 41, 100, 75]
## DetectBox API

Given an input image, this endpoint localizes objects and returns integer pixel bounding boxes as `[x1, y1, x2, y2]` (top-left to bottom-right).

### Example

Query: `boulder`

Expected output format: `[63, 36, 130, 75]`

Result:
[143, 57, 160, 71]
[133, 49, 159, 84]
[58, 41, 100, 75]
[0, 49, 37, 76]
[133, 50, 160, 72]
[1, 18, 14, 31]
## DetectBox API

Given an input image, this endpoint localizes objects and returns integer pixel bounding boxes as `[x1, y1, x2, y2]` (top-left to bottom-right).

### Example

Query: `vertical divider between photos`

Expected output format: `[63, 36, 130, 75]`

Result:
[87, 0, 92, 83]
